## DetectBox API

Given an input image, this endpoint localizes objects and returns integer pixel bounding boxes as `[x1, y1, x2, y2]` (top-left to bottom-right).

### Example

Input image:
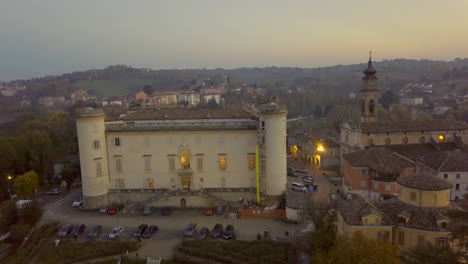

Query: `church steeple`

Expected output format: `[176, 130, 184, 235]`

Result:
[360, 51, 379, 123]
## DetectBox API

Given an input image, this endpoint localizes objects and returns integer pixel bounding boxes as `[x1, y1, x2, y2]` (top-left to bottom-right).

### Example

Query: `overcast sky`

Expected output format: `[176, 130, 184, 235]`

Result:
[1, 0, 467, 81]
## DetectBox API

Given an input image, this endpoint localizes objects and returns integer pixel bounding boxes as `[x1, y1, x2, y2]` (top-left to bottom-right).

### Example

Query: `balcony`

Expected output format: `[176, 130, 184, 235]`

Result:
[178, 168, 193, 177]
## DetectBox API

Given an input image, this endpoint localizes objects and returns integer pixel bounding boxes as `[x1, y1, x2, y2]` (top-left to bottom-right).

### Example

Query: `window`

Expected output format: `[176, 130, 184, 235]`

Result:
[147, 178, 153, 189]
[117, 178, 125, 189]
[114, 137, 121, 146]
[455, 184, 460, 190]
[144, 155, 152, 173]
[95, 159, 103, 176]
[93, 140, 100, 149]
[398, 231, 405, 245]
[360, 180, 367, 187]
[248, 154, 255, 169]
[373, 182, 378, 190]
[437, 237, 446, 247]
[193, 155, 203, 171]
[363, 218, 368, 224]
[410, 192, 417, 201]
[369, 100, 375, 114]
[417, 235, 425, 245]
[361, 169, 367, 175]
[168, 155, 176, 171]
[91, 124, 98, 133]
[440, 222, 447, 229]
[456, 174, 460, 179]
[219, 155, 227, 169]
[385, 183, 391, 192]
[444, 174, 448, 179]
[385, 137, 391, 145]
[115, 157, 122, 173]
[402, 137, 408, 144]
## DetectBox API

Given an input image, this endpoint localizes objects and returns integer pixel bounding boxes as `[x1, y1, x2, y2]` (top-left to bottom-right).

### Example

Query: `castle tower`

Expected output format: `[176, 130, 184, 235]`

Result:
[258, 103, 288, 197]
[76, 108, 109, 209]
[361, 52, 379, 123]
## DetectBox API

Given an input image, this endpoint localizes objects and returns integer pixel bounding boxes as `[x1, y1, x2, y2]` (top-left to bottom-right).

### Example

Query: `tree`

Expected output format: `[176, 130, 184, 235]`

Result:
[379, 90, 399, 110]
[0, 200, 17, 233]
[402, 242, 463, 264]
[142, 84, 154, 96]
[313, 232, 400, 264]
[389, 104, 411, 121]
[10, 223, 31, 243]
[14, 171, 39, 199]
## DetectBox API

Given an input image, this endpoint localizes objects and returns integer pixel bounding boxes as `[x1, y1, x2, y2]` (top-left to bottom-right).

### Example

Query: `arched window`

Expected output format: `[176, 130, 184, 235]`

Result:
[419, 136, 426, 143]
[402, 137, 408, 144]
[385, 137, 391, 145]
[367, 138, 374, 146]
[369, 100, 375, 114]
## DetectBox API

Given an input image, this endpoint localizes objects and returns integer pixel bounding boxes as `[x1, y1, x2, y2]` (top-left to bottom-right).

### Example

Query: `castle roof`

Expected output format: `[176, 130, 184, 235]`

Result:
[396, 173, 453, 191]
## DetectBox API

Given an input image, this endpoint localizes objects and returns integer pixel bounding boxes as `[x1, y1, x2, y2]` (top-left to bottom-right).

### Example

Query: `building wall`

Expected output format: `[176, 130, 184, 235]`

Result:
[361, 129, 468, 147]
[337, 211, 394, 241]
[398, 185, 451, 208]
[394, 226, 450, 250]
[106, 130, 257, 190]
[342, 160, 370, 193]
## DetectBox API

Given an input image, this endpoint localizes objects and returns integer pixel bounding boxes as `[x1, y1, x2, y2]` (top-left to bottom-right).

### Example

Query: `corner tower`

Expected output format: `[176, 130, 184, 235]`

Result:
[361, 52, 379, 123]
[76, 108, 109, 209]
[258, 103, 288, 197]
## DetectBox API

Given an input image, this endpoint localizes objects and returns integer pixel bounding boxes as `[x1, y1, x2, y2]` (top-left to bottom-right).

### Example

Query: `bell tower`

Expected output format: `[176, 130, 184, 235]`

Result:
[361, 52, 379, 123]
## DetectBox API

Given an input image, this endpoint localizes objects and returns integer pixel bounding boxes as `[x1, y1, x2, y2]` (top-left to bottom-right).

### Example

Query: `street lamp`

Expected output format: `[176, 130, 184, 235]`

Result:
[7, 175, 12, 199]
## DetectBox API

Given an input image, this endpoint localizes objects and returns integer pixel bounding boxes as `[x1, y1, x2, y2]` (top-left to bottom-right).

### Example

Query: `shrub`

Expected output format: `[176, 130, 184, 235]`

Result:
[10, 223, 31, 242]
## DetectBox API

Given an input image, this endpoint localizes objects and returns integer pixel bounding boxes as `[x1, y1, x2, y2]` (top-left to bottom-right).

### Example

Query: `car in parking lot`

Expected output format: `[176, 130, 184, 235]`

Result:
[223, 225, 235, 240]
[211, 224, 223, 239]
[143, 205, 154, 216]
[72, 198, 83, 207]
[290, 182, 307, 192]
[216, 206, 225, 215]
[47, 188, 61, 195]
[296, 168, 308, 173]
[133, 224, 148, 237]
[287, 171, 298, 177]
[302, 175, 314, 184]
[57, 224, 73, 238]
[197, 227, 209, 240]
[108, 226, 124, 240]
[99, 206, 108, 213]
[71, 224, 86, 239]
[183, 223, 197, 238]
[161, 207, 172, 216]
[88, 225, 103, 239]
[205, 207, 213, 216]
[142, 225, 158, 239]
[287, 167, 297, 172]
[106, 205, 122, 215]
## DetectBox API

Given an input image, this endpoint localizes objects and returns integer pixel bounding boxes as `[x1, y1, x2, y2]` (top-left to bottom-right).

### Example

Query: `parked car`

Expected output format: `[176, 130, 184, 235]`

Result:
[286, 154, 293, 158]
[99, 206, 108, 213]
[108, 226, 124, 240]
[143, 205, 154, 216]
[161, 207, 172, 216]
[183, 223, 197, 238]
[107, 206, 121, 215]
[197, 227, 209, 240]
[290, 182, 307, 192]
[88, 225, 103, 239]
[205, 207, 213, 216]
[211, 224, 223, 239]
[216, 206, 225, 215]
[297, 168, 308, 173]
[133, 224, 148, 237]
[287, 171, 298, 177]
[72, 197, 83, 207]
[287, 167, 296, 172]
[302, 175, 314, 184]
[57, 224, 73, 238]
[71, 224, 86, 239]
[142, 225, 159, 239]
[47, 188, 61, 195]
[223, 225, 235, 240]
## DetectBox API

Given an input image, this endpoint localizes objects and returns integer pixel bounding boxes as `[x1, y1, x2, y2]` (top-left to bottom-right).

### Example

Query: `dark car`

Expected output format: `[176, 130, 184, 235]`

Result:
[211, 224, 223, 239]
[142, 225, 159, 239]
[161, 207, 172, 216]
[57, 224, 73, 238]
[287, 171, 298, 177]
[71, 224, 86, 239]
[133, 224, 148, 237]
[216, 206, 225, 215]
[223, 225, 235, 240]
[183, 223, 197, 238]
[197, 227, 209, 240]
[88, 225, 103, 239]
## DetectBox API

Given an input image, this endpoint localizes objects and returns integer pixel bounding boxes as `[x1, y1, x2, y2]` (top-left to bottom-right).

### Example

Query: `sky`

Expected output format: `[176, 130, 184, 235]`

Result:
[1, 0, 468, 81]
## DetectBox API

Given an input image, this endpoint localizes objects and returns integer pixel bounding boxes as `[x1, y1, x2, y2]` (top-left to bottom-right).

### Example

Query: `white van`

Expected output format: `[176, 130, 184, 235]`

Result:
[290, 182, 307, 192]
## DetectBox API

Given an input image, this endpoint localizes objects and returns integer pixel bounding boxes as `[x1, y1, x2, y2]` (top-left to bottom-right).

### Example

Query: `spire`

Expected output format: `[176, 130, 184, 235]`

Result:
[363, 51, 377, 79]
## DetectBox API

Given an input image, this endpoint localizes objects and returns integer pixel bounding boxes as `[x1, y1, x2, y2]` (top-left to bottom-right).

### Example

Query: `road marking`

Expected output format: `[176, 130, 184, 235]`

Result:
[47, 188, 82, 216]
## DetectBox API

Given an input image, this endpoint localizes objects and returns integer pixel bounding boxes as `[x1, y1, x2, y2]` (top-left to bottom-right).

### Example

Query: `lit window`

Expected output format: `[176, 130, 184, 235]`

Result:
[93, 140, 100, 149]
[219, 155, 227, 169]
[118, 178, 125, 189]
[147, 178, 153, 189]
[438, 134, 445, 142]
[114, 137, 121, 146]
[248, 154, 255, 169]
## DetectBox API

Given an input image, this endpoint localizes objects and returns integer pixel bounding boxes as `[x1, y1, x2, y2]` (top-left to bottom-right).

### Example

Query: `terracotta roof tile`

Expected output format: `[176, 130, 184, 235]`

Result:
[396, 173, 453, 191]
[336, 194, 392, 226]
[419, 151, 468, 172]
[343, 147, 416, 174]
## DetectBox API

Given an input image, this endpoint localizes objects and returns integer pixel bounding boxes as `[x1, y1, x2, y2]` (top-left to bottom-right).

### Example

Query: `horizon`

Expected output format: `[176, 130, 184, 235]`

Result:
[1, 0, 468, 82]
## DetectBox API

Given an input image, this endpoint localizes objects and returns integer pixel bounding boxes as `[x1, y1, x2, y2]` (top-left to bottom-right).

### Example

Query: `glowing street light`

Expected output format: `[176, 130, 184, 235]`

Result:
[7, 175, 13, 199]
[316, 145, 324, 152]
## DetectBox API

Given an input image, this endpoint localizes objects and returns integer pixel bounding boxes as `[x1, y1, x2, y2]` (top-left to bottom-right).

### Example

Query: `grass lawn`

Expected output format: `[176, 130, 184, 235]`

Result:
[72, 79, 152, 97]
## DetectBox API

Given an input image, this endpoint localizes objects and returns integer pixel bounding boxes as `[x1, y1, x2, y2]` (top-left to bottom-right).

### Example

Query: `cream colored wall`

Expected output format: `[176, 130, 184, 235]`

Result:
[361, 130, 468, 147]
[337, 211, 393, 241]
[395, 226, 450, 250]
[398, 185, 451, 207]
[106, 130, 257, 190]
[76, 114, 109, 198]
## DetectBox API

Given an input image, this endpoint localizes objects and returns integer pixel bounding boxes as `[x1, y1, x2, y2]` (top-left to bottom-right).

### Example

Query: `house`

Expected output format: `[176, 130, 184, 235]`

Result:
[135, 90, 148, 102]
[102, 96, 126, 106]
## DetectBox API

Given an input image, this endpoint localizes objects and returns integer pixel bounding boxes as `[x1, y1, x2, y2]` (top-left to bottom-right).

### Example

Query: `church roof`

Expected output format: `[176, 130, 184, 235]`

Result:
[396, 173, 453, 191]
[361, 119, 468, 133]
[343, 147, 416, 174]
[419, 151, 468, 172]
[381, 143, 458, 161]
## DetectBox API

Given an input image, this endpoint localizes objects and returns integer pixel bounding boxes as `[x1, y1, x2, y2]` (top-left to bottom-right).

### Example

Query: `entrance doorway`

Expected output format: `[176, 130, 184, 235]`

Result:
[180, 198, 186, 208]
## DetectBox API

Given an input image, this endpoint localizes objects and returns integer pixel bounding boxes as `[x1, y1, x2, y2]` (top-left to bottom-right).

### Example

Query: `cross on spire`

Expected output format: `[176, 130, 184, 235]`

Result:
[369, 50, 372, 61]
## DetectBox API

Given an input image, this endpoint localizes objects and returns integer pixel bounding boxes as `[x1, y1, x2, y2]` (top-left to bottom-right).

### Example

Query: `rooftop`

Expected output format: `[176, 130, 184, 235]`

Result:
[419, 151, 468, 172]
[396, 173, 453, 191]
[343, 147, 416, 174]
[361, 119, 468, 133]
[336, 194, 391, 226]
[381, 142, 458, 161]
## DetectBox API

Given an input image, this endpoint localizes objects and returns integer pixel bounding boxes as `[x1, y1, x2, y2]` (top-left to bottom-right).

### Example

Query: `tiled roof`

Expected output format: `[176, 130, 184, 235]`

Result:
[115, 106, 255, 121]
[396, 173, 453, 191]
[336, 194, 392, 226]
[419, 151, 468, 172]
[361, 119, 468, 133]
[343, 147, 416, 174]
[381, 143, 458, 161]
[377, 198, 456, 231]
